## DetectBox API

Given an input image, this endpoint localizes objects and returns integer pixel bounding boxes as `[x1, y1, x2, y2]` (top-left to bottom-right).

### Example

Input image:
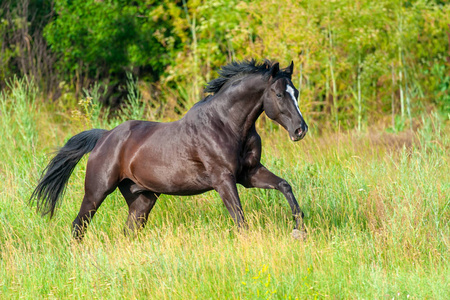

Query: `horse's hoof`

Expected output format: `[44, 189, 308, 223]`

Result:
[291, 229, 307, 240]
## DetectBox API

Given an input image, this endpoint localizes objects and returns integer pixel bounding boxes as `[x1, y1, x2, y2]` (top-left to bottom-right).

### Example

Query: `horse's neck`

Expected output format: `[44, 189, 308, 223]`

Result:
[214, 80, 265, 137]
[185, 75, 266, 138]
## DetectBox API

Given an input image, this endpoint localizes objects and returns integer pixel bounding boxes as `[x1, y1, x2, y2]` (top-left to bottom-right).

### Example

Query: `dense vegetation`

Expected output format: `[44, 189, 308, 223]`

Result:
[1, 0, 449, 298]
[1, 0, 449, 128]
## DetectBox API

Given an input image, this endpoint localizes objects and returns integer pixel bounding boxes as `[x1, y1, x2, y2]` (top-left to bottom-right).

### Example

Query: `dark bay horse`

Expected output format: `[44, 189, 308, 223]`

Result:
[30, 59, 308, 239]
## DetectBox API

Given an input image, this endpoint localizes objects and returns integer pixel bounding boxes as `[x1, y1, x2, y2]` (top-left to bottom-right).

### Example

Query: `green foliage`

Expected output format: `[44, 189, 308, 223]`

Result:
[1, 0, 449, 130]
[429, 63, 450, 116]
[122, 72, 146, 121]
[44, 0, 183, 93]
[0, 77, 39, 160]
[229, 0, 450, 129]
[162, 0, 249, 108]
[0, 0, 54, 90]
[0, 17, 14, 84]
[153, 0, 450, 130]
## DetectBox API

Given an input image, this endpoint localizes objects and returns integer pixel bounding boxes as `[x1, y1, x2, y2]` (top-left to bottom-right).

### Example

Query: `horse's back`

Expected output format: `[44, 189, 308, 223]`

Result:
[90, 120, 159, 155]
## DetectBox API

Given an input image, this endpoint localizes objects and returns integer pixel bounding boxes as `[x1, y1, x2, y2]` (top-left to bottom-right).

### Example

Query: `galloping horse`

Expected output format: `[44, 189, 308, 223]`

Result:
[30, 59, 308, 239]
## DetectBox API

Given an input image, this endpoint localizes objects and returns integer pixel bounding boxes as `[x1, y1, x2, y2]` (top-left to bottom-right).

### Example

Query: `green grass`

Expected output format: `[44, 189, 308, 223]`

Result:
[0, 79, 449, 299]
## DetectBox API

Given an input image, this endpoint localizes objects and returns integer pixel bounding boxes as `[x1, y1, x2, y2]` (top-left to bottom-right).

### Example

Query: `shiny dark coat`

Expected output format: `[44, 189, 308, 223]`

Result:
[30, 59, 308, 239]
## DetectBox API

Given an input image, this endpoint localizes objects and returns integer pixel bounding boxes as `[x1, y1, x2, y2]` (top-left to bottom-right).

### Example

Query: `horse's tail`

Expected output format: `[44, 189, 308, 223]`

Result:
[30, 129, 108, 218]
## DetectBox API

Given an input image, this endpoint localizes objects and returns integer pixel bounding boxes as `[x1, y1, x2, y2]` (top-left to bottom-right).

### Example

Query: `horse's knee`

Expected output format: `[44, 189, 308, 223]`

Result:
[277, 180, 292, 194]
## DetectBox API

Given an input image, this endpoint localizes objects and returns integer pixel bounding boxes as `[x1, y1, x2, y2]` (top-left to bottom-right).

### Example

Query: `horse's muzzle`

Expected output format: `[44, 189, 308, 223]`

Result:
[291, 124, 308, 141]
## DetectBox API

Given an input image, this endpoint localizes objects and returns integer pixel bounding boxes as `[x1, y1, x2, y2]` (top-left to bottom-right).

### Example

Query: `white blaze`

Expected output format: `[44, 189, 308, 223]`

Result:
[286, 85, 303, 118]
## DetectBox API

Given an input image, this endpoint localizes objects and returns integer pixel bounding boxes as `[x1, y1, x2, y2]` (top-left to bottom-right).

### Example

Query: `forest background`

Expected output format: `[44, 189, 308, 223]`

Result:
[1, 0, 449, 130]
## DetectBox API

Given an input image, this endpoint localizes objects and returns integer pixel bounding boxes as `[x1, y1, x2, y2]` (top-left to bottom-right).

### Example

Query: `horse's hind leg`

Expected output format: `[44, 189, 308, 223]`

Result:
[72, 162, 119, 240]
[118, 180, 159, 236]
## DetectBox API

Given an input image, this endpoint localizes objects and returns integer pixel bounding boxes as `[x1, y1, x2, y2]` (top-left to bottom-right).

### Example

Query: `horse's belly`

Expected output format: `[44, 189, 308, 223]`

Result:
[136, 176, 214, 195]
[163, 187, 214, 196]
[129, 158, 213, 195]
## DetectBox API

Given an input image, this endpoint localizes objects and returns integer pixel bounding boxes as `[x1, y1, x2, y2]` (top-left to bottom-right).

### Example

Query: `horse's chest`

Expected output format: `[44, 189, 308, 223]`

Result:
[239, 138, 261, 169]
[239, 148, 260, 168]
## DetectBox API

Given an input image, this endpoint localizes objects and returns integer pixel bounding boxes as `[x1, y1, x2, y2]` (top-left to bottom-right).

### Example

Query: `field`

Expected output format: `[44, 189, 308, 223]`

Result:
[1, 79, 449, 299]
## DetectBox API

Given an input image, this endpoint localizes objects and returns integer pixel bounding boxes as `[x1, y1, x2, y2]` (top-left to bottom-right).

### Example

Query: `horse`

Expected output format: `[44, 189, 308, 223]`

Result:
[30, 59, 308, 240]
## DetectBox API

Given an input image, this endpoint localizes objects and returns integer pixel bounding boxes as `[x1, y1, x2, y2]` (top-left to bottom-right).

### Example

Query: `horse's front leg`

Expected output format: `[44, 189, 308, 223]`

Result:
[239, 164, 306, 238]
[214, 173, 247, 229]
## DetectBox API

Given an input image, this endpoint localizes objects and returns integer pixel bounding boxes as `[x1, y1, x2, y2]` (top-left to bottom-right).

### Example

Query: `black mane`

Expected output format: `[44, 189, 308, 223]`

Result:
[204, 59, 292, 94]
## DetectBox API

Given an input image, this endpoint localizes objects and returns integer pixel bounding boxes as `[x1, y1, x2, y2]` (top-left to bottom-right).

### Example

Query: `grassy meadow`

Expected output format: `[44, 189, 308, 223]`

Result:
[1, 78, 449, 299]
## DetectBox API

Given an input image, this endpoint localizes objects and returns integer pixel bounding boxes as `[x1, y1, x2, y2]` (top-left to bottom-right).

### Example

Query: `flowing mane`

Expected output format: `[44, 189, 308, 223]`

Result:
[204, 59, 292, 94]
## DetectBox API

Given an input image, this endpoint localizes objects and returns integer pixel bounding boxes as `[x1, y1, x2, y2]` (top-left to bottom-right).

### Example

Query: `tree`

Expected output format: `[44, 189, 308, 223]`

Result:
[44, 0, 183, 105]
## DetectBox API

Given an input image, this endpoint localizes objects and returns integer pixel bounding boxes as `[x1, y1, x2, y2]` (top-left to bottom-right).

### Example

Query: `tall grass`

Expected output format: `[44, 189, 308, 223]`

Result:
[0, 78, 449, 298]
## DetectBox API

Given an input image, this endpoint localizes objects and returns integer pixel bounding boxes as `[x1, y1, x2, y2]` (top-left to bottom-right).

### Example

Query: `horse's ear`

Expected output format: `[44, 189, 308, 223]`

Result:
[288, 61, 294, 74]
[270, 62, 280, 78]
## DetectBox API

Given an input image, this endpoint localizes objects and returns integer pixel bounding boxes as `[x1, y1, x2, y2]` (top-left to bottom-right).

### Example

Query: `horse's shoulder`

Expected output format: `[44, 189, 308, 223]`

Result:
[245, 125, 261, 144]
[240, 126, 262, 166]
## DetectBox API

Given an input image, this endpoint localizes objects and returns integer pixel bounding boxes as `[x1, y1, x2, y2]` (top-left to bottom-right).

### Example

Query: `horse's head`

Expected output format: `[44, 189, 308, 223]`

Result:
[262, 61, 308, 141]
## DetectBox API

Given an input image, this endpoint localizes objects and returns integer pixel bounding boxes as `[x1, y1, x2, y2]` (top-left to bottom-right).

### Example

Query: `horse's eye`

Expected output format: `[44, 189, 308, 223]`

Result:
[276, 93, 282, 98]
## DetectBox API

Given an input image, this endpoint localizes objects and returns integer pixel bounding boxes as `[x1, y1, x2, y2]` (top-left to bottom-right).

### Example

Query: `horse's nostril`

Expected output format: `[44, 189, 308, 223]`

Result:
[295, 128, 303, 136]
